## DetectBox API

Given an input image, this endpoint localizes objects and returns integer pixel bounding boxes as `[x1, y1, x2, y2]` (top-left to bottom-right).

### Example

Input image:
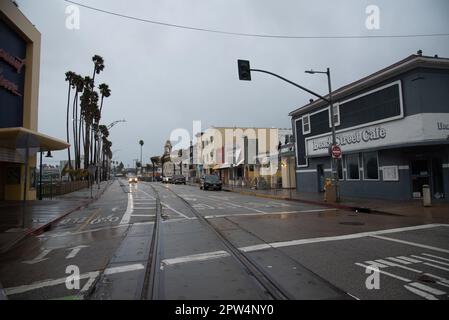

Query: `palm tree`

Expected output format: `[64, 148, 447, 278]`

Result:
[80, 88, 98, 169]
[98, 125, 109, 180]
[98, 83, 111, 115]
[65, 71, 75, 178]
[95, 83, 111, 170]
[71, 74, 84, 171]
[91, 55, 104, 87]
[139, 140, 144, 174]
[102, 138, 112, 180]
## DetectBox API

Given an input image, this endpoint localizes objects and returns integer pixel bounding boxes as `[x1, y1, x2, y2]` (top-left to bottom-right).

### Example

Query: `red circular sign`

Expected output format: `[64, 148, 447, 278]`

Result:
[331, 145, 342, 159]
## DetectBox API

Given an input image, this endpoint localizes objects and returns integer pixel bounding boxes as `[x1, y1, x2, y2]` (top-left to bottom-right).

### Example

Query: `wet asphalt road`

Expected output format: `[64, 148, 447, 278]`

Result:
[0, 179, 448, 300]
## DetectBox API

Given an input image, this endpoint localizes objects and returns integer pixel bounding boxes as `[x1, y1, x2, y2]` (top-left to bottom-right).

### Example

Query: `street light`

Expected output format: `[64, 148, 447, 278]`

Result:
[305, 68, 340, 202]
[39, 150, 53, 200]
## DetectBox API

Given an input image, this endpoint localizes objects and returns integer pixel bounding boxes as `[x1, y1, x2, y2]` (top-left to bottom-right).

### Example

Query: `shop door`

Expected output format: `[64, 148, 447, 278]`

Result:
[317, 165, 325, 193]
[431, 159, 445, 199]
[410, 160, 430, 199]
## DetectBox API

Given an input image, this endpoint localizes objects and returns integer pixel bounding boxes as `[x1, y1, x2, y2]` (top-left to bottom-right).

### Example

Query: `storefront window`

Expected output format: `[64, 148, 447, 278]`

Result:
[302, 115, 310, 134]
[332, 159, 344, 180]
[363, 152, 379, 180]
[337, 159, 343, 180]
[346, 154, 360, 180]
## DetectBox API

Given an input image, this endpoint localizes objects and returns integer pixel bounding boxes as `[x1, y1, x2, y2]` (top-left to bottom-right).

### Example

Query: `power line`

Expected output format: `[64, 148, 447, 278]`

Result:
[64, 0, 449, 39]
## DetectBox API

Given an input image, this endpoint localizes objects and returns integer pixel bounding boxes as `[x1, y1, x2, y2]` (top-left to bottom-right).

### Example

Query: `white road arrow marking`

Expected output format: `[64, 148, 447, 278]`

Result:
[66, 245, 89, 259]
[23, 249, 52, 264]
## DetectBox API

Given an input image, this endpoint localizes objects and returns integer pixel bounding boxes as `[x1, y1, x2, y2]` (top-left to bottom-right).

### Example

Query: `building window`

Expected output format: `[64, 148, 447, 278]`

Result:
[329, 104, 340, 127]
[337, 159, 344, 180]
[210, 136, 214, 143]
[346, 154, 360, 180]
[363, 152, 379, 180]
[302, 115, 311, 134]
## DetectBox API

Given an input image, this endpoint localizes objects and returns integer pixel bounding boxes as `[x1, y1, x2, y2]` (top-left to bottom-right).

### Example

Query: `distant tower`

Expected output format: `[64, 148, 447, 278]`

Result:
[164, 140, 172, 156]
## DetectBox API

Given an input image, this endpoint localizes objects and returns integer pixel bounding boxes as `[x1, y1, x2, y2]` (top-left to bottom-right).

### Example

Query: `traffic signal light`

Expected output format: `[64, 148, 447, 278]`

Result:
[237, 60, 251, 81]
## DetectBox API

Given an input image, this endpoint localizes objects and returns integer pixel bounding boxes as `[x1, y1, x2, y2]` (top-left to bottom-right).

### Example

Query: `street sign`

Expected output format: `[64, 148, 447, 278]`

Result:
[331, 145, 342, 159]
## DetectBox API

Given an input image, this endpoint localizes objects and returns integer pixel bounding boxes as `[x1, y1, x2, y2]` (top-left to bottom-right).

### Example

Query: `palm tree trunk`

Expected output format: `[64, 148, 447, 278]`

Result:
[72, 92, 78, 171]
[78, 112, 83, 170]
[84, 122, 90, 170]
[90, 127, 94, 164]
[66, 83, 72, 179]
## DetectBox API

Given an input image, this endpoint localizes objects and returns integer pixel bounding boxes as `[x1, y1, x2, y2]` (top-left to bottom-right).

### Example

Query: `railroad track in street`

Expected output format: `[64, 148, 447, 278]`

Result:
[140, 183, 163, 300]
[150, 183, 293, 300]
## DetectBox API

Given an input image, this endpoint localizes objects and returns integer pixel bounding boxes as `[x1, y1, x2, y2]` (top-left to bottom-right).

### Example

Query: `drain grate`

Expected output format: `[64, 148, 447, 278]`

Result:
[339, 221, 365, 226]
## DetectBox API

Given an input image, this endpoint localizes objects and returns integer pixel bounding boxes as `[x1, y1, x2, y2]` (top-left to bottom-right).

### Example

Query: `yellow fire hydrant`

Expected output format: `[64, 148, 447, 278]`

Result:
[324, 178, 332, 202]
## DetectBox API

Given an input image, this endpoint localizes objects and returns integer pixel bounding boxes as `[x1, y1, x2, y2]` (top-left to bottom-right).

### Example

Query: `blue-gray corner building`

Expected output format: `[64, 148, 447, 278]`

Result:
[289, 53, 449, 201]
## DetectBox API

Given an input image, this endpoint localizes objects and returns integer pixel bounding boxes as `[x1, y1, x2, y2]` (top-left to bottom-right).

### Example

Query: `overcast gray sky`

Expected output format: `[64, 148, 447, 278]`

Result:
[16, 0, 449, 167]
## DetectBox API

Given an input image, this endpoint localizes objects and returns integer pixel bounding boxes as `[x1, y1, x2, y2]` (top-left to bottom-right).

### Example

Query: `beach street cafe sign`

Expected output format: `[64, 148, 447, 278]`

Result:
[304, 113, 449, 158]
[0, 48, 25, 96]
[311, 126, 387, 152]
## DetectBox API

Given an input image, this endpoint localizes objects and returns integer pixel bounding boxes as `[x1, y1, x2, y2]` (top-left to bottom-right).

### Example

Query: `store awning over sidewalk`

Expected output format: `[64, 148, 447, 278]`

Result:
[0, 127, 69, 151]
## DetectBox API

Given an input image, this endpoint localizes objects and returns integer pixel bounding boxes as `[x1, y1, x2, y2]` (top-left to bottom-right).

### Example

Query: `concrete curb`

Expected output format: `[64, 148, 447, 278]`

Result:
[222, 188, 402, 216]
[0, 180, 114, 254]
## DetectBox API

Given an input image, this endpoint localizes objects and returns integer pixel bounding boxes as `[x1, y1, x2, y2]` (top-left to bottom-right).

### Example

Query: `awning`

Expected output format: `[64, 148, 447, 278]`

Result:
[0, 127, 70, 151]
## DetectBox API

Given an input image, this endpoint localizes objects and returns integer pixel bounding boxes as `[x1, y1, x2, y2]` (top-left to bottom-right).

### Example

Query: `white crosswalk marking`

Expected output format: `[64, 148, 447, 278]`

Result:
[386, 257, 412, 264]
[421, 253, 449, 262]
[408, 282, 446, 295]
[375, 259, 423, 273]
[411, 255, 449, 266]
[404, 285, 438, 300]
[397, 256, 422, 263]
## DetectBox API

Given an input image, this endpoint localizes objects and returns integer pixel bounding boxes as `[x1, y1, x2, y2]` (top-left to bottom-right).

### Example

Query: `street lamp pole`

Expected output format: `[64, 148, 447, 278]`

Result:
[305, 68, 339, 202]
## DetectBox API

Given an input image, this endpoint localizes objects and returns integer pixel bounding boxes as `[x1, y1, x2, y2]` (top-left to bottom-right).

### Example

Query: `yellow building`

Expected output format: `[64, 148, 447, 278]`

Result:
[195, 127, 285, 187]
[0, 1, 69, 201]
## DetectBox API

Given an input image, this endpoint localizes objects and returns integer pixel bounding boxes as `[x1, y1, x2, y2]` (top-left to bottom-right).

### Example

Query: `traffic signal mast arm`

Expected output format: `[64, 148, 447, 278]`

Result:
[250, 68, 331, 104]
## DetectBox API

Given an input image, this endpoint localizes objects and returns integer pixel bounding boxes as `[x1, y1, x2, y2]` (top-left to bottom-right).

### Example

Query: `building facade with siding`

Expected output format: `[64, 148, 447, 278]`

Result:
[289, 53, 449, 201]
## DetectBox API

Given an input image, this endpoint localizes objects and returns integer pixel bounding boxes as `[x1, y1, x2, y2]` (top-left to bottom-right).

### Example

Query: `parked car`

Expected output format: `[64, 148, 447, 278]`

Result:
[128, 176, 138, 184]
[162, 176, 172, 184]
[200, 175, 222, 191]
[172, 175, 186, 185]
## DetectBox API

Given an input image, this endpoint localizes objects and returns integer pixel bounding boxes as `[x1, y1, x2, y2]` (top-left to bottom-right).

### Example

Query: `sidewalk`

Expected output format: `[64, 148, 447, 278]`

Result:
[222, 185, 449, 222]
[0, 180, 113, 254]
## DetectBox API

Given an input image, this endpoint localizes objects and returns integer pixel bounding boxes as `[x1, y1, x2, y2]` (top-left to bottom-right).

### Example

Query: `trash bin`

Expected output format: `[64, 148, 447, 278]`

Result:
[422, 185, 432, 207]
